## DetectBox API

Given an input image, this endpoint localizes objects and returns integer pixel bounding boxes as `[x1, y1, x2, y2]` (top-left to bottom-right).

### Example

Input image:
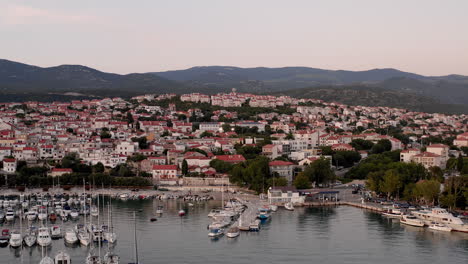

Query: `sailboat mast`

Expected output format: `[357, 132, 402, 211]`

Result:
[133, 211, 139, 264]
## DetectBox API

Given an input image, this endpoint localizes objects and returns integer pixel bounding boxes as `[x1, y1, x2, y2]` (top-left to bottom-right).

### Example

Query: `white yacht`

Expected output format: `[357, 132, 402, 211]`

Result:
[24, 229, 37, 247]
[412, 208, 468, 232]
[70, 209, 79, 220]
[400, 214, 425, 227]
[269, 205, 278, 212]
[64, 228, 78, 244]
[37, 227, 52, 247]
[382, 208, 402, 219]
[9, 230, 22, 248]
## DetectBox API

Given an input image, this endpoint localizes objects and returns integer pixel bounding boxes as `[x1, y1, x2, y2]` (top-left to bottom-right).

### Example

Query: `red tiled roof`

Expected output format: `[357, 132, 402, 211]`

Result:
[269, 160, 294, 166]
[153, 165, 177, 170]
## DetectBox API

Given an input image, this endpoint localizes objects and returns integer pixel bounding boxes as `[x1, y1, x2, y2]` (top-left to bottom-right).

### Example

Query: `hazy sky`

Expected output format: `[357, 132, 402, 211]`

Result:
[1, 0, 467, 75]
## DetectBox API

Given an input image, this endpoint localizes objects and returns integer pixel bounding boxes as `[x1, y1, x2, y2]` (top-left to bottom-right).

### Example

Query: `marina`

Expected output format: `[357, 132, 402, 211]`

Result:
[0, 196, 466, 264]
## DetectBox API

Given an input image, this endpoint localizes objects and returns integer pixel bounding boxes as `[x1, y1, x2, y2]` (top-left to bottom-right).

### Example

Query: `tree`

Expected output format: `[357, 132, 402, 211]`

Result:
[126, 112, 134, 124]
[303, 157, 335, 186]
[380, 170, 402, 199]
[182, 159, 188, 176]
[457, 155, 464, 172]
[415, 180, 441, 205]
[294, 173, 311, 189]
[92, 162, 105, 173]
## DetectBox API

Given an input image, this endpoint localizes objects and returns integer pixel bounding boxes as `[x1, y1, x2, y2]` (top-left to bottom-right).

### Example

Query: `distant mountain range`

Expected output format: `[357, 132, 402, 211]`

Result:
[154, 66, 468, 105]
[1, 59, 468, 114]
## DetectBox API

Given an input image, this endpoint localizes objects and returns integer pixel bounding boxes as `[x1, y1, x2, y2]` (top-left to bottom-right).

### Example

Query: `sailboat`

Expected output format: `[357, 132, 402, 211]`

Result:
[79, 179, 91, 246]
[104, 197, 117, 243]
[39, 239, 54, 264]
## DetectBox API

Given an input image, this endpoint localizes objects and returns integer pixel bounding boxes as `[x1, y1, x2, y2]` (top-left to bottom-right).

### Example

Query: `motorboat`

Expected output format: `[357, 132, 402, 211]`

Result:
[0, 229, 10, 246]
[49, 211, 58, 222]
[382, 208, 402, 219]
[400, 214, 425, 227]
[249, 219, 261, 231]
[208, 228, 224, 237]
[70, 208, 79, 220]
[64, 228, 78, 244]
[9, 230, 22, 248]
[429, 222, 452, 232]
[5, 208, 15, 221]
[63, 205, 72, 216]
[226, 226, 240, 238]
[78, 230, 91, 246]
[412, 208, 468, 232]
[27, 208, 38, 221]
[50, 225, 62, 239]
[257, 208, 270, 220]
[54, 251, 72, 264]
[284, 202, 294, 211]
[38, 207, 48, 221]
[37, 227, 52, 247]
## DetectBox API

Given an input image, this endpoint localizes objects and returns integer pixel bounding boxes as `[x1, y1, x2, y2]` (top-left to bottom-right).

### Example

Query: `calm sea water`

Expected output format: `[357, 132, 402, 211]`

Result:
[1, 199, 467, 264]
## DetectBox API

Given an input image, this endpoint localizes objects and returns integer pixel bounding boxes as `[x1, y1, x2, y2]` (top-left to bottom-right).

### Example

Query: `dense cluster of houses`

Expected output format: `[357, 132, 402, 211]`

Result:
[0, 91, 466, 186]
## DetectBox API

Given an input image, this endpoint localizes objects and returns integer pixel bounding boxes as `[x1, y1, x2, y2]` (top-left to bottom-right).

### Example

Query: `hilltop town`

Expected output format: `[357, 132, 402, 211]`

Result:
[0, 91, 467, 198]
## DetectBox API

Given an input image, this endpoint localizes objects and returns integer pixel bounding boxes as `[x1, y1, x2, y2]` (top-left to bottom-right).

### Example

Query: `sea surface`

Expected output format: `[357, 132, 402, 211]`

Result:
[1, 198, 467, 264]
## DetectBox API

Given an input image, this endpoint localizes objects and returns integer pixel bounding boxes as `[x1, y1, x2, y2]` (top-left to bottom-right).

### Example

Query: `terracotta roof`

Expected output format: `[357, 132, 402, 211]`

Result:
[269, 160, 294, 166]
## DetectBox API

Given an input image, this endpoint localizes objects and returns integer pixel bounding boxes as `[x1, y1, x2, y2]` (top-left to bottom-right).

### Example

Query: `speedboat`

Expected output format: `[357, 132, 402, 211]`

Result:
[284, 202, 294, 211]
[64, 228, 78, 245]
[0, 229, 10, 246]
[9, 230, 22, 248]
[208, 228, 224, 237]
[226, 226, 240, 238]
[104, 230, 117, 243]
[37, 227, 52, 247]
[54, 251, 72, 264]
[60, 210, 68, 222]
[50, 225, 62, 239]
[400, 214, 425, 227]
[429, 222, 452, 232]
[63, 205, 72, 216]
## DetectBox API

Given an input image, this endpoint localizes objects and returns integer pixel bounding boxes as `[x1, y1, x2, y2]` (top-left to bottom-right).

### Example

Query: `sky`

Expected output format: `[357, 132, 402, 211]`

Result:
[0, 0, 467, 76]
